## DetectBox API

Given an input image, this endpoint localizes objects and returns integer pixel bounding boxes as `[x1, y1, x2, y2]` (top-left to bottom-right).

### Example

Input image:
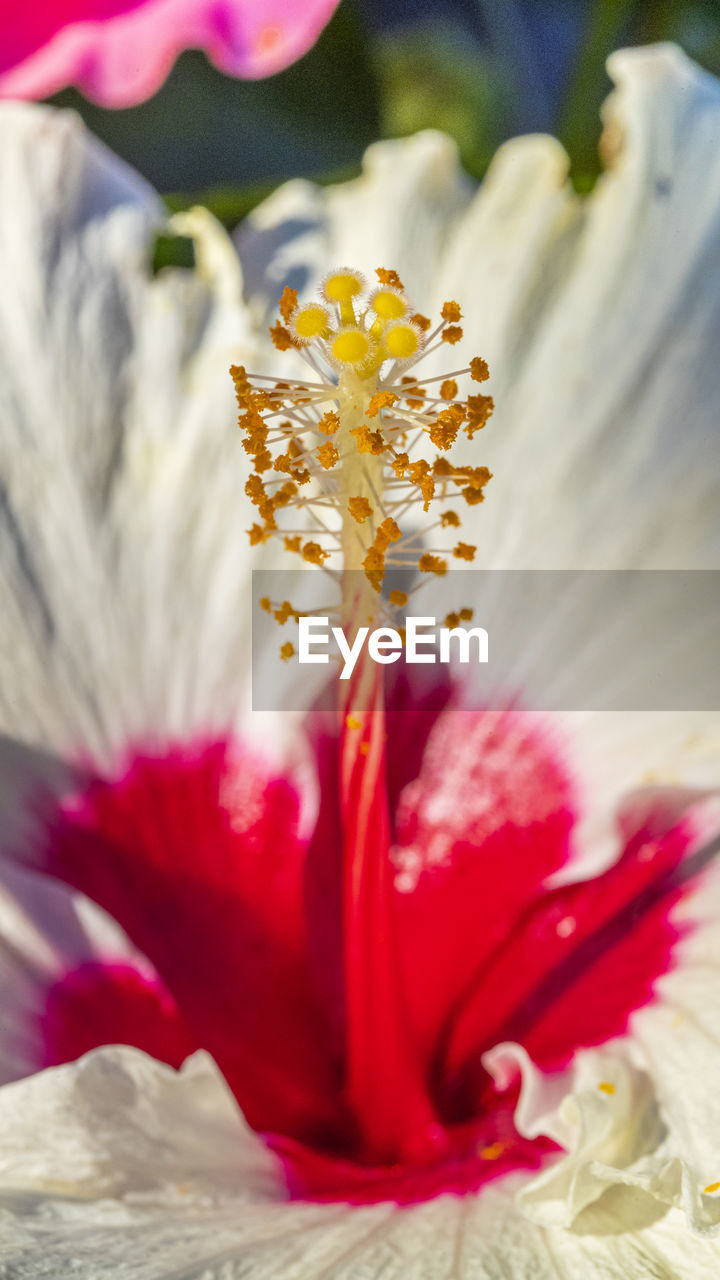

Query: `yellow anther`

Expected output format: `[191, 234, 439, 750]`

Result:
[375, 267, 404, 289]
[279, 286, 298, 323]
[370, 287, 408, 320]
[704, 1182, 720, 1194]
[597, 1082, 616, 1096]
[316, 441, 339, 470]
[389, 589, 408, 606]
[385, 322, 420, 360]
[318, 410, 340, 436]
[302, 541, 329, 565]
[419, 553, 447, 576]
[332, 327, 372, 366]
[453, 542, 476, 561]
[346, 715, 362, 730]
[274, 601, 297, 625]
[348, 496, 373, 523]
[293, 304, 330, 341]
[269, 322, 295, 351]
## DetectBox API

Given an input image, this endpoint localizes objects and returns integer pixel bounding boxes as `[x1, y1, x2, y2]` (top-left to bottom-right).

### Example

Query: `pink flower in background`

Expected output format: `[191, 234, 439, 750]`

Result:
[0, 0, 340, 106]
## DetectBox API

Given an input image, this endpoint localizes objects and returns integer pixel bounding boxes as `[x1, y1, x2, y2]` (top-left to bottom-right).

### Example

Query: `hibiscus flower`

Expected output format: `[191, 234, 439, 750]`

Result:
[0, 0, 340, 106]
[1, 41, 720, 1279]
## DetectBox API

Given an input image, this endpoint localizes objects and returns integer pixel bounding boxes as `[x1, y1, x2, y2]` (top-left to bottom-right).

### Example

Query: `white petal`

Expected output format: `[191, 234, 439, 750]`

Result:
[0, 1046, 280, 1199]
[0, 1045, 718, 1278]
[0, 104, 275, 762]
[238, 131, 472, 313]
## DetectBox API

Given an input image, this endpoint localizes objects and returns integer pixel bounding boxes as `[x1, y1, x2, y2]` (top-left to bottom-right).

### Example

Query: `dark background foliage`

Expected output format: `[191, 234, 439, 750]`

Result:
[47, 0, 720, 225]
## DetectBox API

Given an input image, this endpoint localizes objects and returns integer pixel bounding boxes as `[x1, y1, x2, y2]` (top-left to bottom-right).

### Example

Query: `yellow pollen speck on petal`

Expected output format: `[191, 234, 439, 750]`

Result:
[324, 270, 365, 303]
[386, 323, 420, 359]
[293, 304, 329, 340]
[459, 608, 474, 621]
[598, 1082, 616, 1096]
[332, 328, 371, 365]
[359, 742, 370, 756]
[259, 596, 272, 613]
[346, 715, 362, 730]
[348, 496, 373, 523]
[256, 23, 282, 53]
[389, 589, 408, 606]
[480, 1142, 506, 1161]
[704, 1182, 720, 1194]
[280, 641, 294, 661]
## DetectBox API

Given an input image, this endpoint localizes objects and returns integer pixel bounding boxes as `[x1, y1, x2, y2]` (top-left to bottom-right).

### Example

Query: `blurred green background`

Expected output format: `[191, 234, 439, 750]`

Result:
[48, 0, 720, 226]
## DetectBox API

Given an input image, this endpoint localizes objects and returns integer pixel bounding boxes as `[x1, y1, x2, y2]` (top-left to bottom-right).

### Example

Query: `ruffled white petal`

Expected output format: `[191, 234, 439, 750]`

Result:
[0, 1046, 280, 1199]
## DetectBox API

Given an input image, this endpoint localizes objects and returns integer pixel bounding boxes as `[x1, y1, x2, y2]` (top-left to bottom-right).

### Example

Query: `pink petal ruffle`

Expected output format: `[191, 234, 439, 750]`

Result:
[0, 0, 340, 106]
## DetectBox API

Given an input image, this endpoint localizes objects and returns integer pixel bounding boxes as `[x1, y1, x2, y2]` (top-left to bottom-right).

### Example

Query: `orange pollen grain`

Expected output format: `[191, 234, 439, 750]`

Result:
[278, 286, 298, 323]
[453, 542, 476, 561]
[348, 496, 373, 523]
[376, 267, 404, 289]
[419, 553, 447, 576]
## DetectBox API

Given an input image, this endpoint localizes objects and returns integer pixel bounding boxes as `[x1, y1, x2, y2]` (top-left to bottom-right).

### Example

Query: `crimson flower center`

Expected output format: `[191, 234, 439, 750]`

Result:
[35, 681, 698, 1203]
